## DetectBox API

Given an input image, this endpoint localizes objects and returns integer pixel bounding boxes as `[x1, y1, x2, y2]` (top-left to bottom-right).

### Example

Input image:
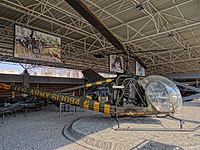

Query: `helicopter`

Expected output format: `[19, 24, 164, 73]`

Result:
[0, 68, 182, 118]
[1, 0, 199, 131]
[0, 68, 190, 132]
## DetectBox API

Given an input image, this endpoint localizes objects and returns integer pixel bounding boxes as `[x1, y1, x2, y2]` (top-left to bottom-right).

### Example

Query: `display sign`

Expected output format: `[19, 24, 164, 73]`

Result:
[14, 25, 61, 62]
[136, 61, 145, 76]
[109, 55, 124, 73]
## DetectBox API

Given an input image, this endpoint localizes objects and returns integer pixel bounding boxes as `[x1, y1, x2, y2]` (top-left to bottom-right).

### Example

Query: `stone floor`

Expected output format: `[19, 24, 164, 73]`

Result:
[64, 105, 200, 150]
[0, 103, 199, 150]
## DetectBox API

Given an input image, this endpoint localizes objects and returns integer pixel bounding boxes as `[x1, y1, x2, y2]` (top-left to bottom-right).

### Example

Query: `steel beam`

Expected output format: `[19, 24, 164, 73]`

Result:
[65, 0, 147, 69]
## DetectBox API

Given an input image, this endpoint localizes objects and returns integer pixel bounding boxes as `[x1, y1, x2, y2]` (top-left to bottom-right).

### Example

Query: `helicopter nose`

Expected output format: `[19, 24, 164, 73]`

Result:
[142, 75, 182, 113]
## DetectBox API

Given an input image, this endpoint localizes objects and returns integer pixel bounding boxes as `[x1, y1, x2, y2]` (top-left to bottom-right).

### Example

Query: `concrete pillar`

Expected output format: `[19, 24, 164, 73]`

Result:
[22, 69, 30, 97]
[23, 69, 30, 88]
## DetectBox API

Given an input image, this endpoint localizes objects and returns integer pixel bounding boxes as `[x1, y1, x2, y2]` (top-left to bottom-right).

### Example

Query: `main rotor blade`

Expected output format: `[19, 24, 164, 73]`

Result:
[65, 0, 123, 50]
[65, 0, 147, 69]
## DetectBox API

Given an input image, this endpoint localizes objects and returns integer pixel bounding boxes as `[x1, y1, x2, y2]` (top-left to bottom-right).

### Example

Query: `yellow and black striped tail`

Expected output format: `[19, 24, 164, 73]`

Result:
[0, 83, 113, 115]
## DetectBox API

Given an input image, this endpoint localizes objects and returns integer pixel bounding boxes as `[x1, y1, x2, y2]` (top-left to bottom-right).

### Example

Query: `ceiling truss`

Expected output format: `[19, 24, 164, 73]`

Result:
[0, 0, 200, 74]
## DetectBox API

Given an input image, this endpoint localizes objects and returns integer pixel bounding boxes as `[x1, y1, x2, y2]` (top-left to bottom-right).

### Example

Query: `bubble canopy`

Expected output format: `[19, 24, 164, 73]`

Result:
[141, 75, 182, 113]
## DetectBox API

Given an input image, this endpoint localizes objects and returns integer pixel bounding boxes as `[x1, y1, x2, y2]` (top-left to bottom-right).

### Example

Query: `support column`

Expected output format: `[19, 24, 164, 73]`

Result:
[22, 69, 30, 97]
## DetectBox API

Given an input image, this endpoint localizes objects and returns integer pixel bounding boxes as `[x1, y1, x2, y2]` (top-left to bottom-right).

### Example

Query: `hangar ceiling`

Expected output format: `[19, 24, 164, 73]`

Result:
[0, 0, 200, 75]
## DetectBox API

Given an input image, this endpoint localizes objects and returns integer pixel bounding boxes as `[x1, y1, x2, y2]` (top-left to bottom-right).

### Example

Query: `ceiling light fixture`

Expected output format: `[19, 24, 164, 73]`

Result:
[136, 3, 144, 11]
[93, 53, 105, 58]
[168, 33, 173, 37]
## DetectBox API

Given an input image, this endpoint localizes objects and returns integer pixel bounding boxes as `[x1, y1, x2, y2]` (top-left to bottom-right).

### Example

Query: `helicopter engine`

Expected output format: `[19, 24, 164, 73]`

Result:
[110, 74, 147, 107]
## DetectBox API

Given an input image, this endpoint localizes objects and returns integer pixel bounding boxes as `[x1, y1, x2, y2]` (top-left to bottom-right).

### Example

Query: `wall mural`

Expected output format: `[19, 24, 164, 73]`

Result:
[14, 25, 61, 62]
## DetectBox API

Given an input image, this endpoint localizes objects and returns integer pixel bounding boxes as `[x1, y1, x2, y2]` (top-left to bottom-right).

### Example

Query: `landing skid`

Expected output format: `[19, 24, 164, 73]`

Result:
[111, 107, 120, 129]
[112, 115, 200, 132]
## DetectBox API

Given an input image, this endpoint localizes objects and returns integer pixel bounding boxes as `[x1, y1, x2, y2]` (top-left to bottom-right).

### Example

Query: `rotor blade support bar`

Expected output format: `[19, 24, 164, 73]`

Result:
[65, 0, 147, 69]
[60, 78, 113, 93]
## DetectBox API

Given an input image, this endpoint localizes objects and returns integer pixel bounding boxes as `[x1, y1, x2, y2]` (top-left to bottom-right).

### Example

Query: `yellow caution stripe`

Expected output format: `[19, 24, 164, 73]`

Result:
[106, 79, 113, 83]
[98, 96, 101, 102]
[86, 95, 92, 99]
[104, 104, 110, 115]
[0, 83, 11, 90]
[97, 96, 109, 102]
[96, 81, 102, 85]
[93, 101, 100, 112]
[105, 96, 108, 102]
[83, 99, 90, 109]
[86, 83, 93, 87]
[85, 79, 113, 88]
